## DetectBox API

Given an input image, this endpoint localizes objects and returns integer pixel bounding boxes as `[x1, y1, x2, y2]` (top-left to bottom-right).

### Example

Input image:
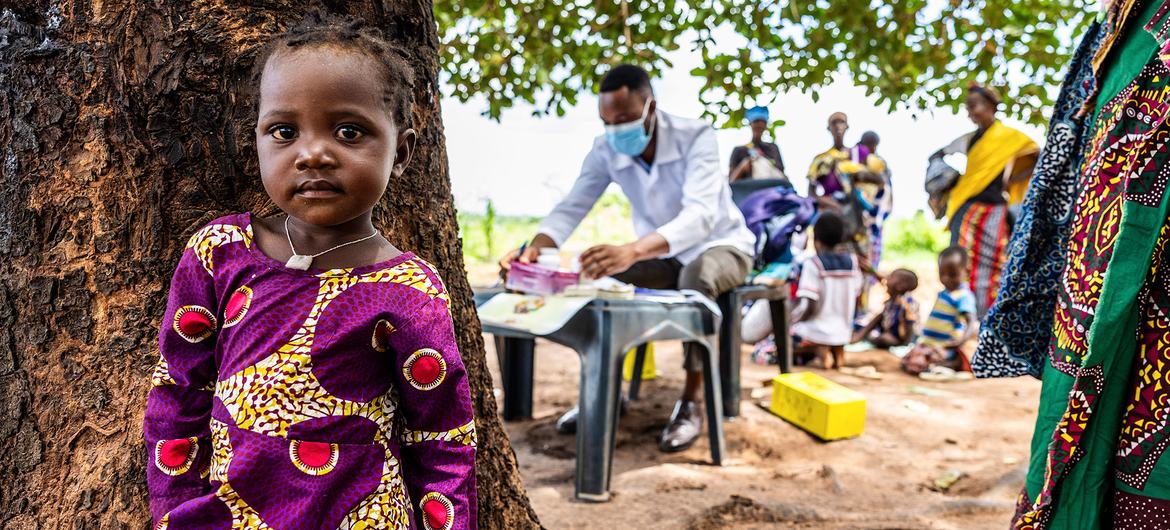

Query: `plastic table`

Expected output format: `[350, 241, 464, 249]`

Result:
[479, 295, 726, 502]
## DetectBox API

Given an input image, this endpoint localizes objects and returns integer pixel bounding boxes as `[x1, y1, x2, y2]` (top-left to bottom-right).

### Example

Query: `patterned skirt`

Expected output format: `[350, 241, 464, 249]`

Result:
[949, 200, 1010, 319]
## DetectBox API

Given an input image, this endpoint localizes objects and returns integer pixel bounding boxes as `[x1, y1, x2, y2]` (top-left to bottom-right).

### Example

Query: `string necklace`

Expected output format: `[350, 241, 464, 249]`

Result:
[284, 216, 379, 271]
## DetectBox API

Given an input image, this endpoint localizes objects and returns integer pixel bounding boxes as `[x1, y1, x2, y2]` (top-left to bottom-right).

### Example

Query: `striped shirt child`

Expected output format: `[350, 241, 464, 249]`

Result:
[921, 284, 976, 349]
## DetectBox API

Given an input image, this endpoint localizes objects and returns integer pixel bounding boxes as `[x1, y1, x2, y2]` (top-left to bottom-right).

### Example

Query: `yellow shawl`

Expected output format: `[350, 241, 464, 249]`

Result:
[946, 121, 1039, 220]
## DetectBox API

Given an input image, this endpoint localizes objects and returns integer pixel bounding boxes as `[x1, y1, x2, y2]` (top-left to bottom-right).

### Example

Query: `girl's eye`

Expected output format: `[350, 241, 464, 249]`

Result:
[335, 126, 364, 141]
[270, 126, 296, 141]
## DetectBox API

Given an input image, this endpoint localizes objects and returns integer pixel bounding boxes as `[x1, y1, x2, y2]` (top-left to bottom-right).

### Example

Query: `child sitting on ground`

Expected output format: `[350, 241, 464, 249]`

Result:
[901, 246, 977, 375]
[852, 268, 920, 348]
[741, 212, 864, 369]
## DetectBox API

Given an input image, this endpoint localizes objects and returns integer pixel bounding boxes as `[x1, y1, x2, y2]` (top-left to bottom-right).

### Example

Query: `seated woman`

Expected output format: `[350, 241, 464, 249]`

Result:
[729, 106, 786, 182]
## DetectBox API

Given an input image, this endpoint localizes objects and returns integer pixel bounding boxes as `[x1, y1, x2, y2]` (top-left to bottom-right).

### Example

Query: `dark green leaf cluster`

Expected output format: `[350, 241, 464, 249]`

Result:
[437, 1, 1090, 127]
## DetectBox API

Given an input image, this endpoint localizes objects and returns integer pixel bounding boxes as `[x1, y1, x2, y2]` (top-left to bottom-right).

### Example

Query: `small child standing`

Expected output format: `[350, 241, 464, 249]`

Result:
[743, 212, 864, 368]
[902, 246, 977, 375]
[143, 15, 476, 529]
[852, 268, 920, 348]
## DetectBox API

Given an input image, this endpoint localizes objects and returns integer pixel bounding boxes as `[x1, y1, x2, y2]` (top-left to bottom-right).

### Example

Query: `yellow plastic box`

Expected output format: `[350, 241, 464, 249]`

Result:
[769, 372, 865, 440]
[622, 343, 656, 381]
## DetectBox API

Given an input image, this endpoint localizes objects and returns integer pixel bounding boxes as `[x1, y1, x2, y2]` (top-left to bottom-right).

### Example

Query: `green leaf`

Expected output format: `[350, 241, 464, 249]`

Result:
[436, 0, 1091, 126]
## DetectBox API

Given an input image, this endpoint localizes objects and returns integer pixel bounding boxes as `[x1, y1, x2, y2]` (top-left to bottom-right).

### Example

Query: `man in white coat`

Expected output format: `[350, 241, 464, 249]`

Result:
[500, 64, 754, 452]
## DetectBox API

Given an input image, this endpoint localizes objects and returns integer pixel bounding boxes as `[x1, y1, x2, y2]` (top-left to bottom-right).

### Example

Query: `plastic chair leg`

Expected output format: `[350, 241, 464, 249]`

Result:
[769, 297, 793, 373]
[627, 343, 649, 400]
[498, 337, 536, 421]
[700, 339, 726, 465]
[717, 290, 743, 417]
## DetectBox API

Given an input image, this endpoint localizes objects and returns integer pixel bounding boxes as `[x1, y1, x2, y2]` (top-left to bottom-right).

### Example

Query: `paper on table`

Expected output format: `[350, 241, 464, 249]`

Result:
[593, 277, 691, 303]
[476, 293, 593, 336]
[634, 288, 690, 304]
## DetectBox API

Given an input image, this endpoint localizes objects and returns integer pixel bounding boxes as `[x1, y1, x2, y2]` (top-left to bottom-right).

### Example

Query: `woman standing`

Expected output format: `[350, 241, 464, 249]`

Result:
[935, 85, 1038, 318]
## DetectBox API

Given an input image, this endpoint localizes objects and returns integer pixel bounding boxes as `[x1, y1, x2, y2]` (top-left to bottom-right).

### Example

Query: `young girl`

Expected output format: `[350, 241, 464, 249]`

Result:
[143, 15, 476, 530]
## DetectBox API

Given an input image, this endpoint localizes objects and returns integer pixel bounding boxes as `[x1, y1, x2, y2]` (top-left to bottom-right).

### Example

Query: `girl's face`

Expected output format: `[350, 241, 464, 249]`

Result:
[256, 46, 415, 227]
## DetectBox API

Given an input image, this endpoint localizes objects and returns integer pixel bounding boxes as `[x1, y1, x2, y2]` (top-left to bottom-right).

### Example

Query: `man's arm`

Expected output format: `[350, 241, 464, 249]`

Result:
[499, 148, 610, 272]
[806, 153, 824, 198]
[1005, 150, 1039, 185]
[790, 297, 818, 323]
[852, 312, 881, 343]
[729, 146, 753, 182]
[791, 258, 823, 323]
[946, 293, 978, 348]
[498, 233, 557, 272]
[534, 147, 611, 247]
[579, 232, 668, 279]
[729, 157, 751, 182]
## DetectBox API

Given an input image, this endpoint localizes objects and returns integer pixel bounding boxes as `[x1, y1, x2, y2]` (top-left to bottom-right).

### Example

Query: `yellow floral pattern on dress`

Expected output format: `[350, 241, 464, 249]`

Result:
[402, 420, 477, 447]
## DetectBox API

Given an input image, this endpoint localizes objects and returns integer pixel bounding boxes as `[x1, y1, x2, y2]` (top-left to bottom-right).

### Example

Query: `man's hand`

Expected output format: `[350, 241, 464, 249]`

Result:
[579, 244, 639, 280]
[498, 246, 540, 273]
[498, 233, 557, 276]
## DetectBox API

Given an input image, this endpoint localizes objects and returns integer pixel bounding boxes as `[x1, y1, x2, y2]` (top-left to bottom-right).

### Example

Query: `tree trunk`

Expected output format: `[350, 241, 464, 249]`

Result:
[0, 2, 539, 528]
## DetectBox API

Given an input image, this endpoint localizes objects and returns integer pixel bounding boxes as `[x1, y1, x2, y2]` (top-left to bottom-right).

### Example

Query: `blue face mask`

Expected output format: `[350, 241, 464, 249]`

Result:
[604, 97, 655, 157]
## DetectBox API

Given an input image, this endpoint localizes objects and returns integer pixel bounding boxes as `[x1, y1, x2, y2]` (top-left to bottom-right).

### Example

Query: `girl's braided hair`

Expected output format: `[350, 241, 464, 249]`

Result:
[252, 11, 415, 127]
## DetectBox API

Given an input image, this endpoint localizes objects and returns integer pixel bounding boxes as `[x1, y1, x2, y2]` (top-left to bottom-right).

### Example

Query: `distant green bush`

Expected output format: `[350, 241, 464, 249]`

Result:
[458, 197, 950, 275]
[881, 211, 950, 266]
[457, 208, 541, 263]
[457, 191, 635, 263]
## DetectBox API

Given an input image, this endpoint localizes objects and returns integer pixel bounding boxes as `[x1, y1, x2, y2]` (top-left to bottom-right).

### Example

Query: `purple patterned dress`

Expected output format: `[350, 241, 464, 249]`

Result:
[143, 213, 477, 529]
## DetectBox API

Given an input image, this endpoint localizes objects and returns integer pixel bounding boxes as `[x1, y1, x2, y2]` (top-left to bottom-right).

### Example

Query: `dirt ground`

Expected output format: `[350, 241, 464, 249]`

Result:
[484, 337, 1041, 529]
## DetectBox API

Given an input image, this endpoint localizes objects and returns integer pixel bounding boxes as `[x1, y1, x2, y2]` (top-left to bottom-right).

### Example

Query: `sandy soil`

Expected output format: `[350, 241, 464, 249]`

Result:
[484, 338, 1041, 529]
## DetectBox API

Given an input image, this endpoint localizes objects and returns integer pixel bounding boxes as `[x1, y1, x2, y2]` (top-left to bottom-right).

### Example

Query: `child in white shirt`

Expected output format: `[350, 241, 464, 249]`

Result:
[742, 211, 865, 368]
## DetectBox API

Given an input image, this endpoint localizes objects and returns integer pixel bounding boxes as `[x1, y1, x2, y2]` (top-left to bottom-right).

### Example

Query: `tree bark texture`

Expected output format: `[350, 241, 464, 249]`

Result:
[0, 2, 539, 528]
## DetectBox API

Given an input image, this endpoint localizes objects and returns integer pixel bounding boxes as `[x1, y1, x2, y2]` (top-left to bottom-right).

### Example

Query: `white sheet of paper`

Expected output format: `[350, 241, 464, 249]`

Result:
[477, 293, 593, 336]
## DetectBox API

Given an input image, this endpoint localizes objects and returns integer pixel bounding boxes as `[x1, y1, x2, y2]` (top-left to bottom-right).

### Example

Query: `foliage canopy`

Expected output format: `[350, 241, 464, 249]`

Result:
[436, 1, 1092, 126]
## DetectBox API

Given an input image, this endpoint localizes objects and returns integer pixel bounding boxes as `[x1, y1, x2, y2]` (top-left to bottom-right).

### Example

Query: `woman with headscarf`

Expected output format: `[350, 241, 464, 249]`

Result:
[933, 84, 1038, 319]
[729, 106, 786, 182]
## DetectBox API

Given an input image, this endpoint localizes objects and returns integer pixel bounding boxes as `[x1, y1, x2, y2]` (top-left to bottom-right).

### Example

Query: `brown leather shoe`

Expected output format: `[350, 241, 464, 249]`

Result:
[659, 400, 702, 452]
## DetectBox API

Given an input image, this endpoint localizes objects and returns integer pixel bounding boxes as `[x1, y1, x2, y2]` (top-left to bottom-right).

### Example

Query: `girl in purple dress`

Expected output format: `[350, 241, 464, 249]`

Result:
[143, 15, 477, 530]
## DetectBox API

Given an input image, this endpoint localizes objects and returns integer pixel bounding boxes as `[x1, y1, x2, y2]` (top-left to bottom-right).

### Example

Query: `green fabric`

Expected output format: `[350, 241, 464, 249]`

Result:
[1094, 7, 1159, 110]
[1022, 1, 1170, 527]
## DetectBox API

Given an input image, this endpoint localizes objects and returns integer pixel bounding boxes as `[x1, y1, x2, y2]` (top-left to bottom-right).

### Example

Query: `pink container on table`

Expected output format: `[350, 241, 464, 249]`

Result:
[506, 261, 580, 295]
